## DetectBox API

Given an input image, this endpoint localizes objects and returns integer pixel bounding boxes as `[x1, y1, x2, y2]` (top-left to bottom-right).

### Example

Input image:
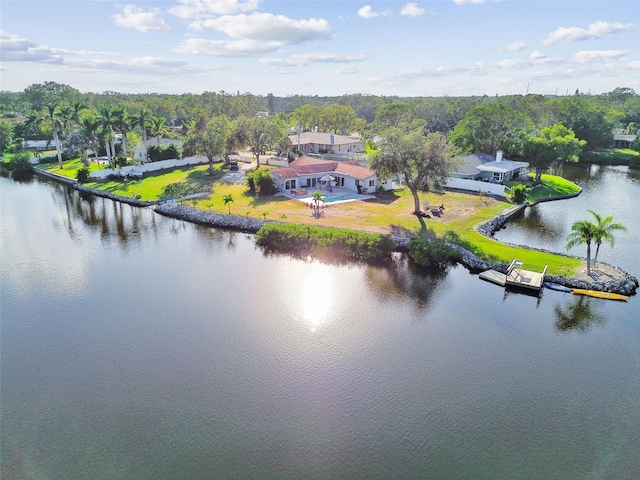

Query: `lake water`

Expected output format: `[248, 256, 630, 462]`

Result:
[1, 168, 639, 480]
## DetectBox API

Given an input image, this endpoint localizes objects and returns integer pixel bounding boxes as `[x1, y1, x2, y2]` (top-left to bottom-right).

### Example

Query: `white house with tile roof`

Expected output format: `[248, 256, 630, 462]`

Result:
[271, 156, 392, 194]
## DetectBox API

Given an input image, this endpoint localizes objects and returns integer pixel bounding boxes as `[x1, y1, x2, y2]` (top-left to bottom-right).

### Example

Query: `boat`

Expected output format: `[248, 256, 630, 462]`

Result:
[543, 282, 572, 293]
[571, 288, 629, 301]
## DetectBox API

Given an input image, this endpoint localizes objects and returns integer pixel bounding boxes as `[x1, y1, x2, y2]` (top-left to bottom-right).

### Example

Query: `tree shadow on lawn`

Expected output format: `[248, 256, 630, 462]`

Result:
[366, 190, 403, 205]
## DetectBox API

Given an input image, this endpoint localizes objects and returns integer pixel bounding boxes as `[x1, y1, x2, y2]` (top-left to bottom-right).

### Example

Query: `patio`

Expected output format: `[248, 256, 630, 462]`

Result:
[277, 186, 375, 206]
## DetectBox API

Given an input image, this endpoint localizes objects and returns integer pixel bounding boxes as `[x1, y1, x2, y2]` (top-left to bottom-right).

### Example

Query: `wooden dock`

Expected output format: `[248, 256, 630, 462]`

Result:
[505, 259, 547, 292]
[479, 269, 507, 286]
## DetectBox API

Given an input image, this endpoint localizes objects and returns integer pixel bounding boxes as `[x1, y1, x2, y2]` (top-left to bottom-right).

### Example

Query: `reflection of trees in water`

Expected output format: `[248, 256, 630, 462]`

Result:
[548, 162, 605, 183]
[194, 226, 241, 253]
[514, 205, 565, 241]
[553, 296, 606, 333]
[364, 254, 449, 313]
[48, 182, 158, 247]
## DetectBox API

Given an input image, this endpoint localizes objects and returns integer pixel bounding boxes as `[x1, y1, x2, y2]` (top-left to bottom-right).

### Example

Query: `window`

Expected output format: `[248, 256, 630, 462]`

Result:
[369, 180, 375, 187]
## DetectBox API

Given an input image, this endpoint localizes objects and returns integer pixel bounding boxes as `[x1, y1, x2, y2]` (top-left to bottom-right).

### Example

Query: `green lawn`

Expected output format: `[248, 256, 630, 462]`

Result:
[526, 174, 582, 202]
[35, 156, 584, 276]
[39, 157, 102, 179]
[580, 148, 639, 165]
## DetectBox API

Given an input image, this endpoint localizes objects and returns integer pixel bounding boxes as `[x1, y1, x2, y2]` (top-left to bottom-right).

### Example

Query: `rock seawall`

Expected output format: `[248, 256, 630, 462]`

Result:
[155, 203, 267, 232]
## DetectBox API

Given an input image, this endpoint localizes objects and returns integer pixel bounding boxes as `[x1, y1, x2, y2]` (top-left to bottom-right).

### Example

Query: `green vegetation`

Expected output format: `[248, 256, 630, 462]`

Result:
[255, 223, 396, 260]
[525, 174, 582, 202]
[580, 148, 640, 165]
[408, 237, 460, 269]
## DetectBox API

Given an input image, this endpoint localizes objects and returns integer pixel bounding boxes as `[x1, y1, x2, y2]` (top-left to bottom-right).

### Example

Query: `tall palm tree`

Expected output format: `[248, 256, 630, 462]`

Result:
[112, 106, 134, 160]
[43, 103, 64, 168]
[79, 114, 100, 165]
[588, 210, 627, 268]
[134, 107, 152, 162]
[566, 218, 596, 274]
[97, 104, 117, 162]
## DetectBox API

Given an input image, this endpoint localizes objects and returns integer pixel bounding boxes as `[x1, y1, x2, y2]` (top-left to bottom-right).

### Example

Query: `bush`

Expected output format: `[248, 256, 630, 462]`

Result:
[6, 151, 33, 175]
[510, 184, 528, 204]
[408, 237, 460, 269]
[76, 166, 90, 183]
[246, 169, 276, 195]
[147, 143, 181, 162]
[255, 223, 395, 260]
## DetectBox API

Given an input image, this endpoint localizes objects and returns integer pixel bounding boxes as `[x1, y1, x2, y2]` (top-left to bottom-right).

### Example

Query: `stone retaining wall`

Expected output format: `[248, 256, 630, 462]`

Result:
[155, 203, 268, 233]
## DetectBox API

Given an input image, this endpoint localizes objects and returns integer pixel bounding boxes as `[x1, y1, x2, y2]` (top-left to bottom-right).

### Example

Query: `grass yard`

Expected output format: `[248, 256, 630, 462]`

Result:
[39, 157, 103, 178]
[36, 157, 584, 276]
[580, 148, 639, 165]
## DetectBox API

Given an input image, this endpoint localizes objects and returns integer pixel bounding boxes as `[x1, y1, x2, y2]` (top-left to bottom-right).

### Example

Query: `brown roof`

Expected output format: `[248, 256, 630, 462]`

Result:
[272, 155, 375, 181]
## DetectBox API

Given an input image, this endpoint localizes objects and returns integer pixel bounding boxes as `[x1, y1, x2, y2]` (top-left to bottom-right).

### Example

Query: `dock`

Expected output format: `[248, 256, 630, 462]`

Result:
[479, 269, 507, 286]
[505, 259, 547, 292]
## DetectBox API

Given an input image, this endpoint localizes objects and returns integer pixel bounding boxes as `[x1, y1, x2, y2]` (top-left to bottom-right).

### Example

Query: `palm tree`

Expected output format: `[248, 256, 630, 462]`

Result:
[149, 115, 169, 146]
[311, 189, 325, 217]
[588, 210, 627, 268]
[79, 114, 100, 165]
[97, 104, 117, 163]
[223, 194, 234, 214]
[134, 107, 152, 162]
[43, 103, 64, 168]
[566, 218, 596, 274]
[112, 106, 133, 160]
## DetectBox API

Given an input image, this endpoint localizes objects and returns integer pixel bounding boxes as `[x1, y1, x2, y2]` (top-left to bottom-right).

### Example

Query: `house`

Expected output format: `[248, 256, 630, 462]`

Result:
[22, 139, 59, 151]
[289, 131, 363, 155]
[447, 151, 529, 197]
[271, 156, 391, 194]
[612, 133, 637, 149]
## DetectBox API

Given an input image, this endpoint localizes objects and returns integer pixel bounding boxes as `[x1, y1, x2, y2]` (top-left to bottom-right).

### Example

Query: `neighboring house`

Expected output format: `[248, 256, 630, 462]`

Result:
[447, 151, 529, 197]
[22, 140, 59, 151]
[271, 155, 392, 194]
[290, 132, 363, 155]
[612, 133, 637, 149]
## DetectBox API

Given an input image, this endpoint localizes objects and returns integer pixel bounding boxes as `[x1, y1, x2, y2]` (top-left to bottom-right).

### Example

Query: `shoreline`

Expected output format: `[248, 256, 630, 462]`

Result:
[32, 169, 639, 296]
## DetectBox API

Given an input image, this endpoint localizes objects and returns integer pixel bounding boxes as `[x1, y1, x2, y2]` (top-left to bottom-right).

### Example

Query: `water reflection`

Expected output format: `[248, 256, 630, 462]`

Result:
[553, 296, 606, 333]
[300, 262, 334, 332]
[364, 254, 449, 314]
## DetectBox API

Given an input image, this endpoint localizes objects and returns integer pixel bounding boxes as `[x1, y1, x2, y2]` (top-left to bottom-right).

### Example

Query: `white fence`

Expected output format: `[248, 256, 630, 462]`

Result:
[89, 156, 210, 180]
[446, 178, 508, 197]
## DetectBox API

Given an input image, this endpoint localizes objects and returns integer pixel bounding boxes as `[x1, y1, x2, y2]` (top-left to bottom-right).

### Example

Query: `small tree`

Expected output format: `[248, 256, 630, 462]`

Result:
[510, 184, 527, 204]
[566, 218, 596, 274]
[588, 210, 626, 268]
[223, 194, 234, 214]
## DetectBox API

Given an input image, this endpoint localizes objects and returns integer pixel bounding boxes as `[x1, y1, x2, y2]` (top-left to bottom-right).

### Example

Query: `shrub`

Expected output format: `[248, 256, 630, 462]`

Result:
[408, 237, 460, 269]
[255, 223, 395, 260]
[147, 143, 181, 162]
[76, 166, 90, 183]
[510, 184, 528, 204]
[246, 169, 276, 195]
[6, 151, 33, 175]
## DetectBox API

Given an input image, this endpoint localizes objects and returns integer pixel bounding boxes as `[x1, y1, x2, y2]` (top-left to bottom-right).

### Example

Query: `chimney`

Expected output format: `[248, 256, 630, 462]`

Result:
[496, 150, 503, 162]
[330, 134, 334, 146]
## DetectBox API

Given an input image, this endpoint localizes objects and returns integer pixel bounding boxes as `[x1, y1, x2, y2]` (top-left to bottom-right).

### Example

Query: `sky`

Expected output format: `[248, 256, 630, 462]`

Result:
[1, 0, 638, 97]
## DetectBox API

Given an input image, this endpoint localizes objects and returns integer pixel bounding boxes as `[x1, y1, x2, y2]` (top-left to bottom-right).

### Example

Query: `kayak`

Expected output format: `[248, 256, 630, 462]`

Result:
[543, 282, 572, 293]
[571, 288, 629, 301]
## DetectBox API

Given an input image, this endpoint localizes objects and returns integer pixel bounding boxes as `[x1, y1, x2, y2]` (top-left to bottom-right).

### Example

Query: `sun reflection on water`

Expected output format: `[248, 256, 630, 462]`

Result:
[300, 262, 334, 332]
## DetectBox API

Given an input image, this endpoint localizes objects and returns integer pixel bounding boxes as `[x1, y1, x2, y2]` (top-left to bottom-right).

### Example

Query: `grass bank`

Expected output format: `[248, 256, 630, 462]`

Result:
[35, 157, 583, 276]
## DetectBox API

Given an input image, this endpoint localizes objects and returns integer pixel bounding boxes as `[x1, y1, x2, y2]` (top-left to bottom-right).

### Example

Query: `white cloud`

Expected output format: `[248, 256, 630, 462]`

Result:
[505, 41, 527, 52]
[335, 66, 361, 75]
[357, 5, 390, 19]
[0, 31, 64, 62]
[529, 50, 546, 60]
[543, 21, 634, 45]
[400, 3, 427, 17]
[175, 38, 281, 56]
[169, 0, 260, 20]
[112, 5, 170, 32]
[572, 50, 628, 64]
[258, 52, 367, 67]
[197, 13, 331, 44]
[453, 0, 485, 5]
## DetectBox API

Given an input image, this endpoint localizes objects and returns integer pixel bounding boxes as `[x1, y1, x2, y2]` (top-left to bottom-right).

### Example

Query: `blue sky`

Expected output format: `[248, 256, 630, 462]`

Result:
[1, 0, 638, 97]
